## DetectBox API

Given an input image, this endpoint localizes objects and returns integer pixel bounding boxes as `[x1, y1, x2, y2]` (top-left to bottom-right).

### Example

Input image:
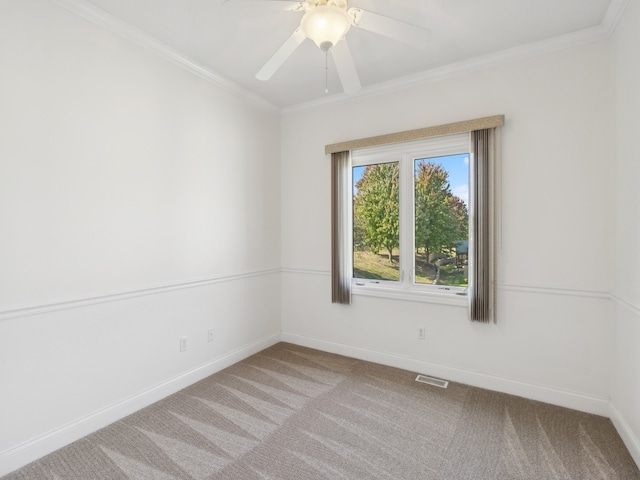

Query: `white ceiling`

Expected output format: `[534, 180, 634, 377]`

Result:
[76, 0, 616, 108]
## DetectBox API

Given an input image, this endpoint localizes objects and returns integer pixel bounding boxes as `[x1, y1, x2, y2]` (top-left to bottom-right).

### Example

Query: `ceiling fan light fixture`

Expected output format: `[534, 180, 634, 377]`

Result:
[300, 5, 352, 52]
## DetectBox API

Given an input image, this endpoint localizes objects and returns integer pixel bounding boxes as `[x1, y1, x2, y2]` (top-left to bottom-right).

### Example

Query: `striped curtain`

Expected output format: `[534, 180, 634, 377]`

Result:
[469, 129, 495, 323]
[331, 151, 351, 304]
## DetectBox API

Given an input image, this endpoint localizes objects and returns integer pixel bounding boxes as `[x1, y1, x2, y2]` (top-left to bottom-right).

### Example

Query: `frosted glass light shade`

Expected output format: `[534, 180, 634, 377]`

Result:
[300, 5, 352, 52]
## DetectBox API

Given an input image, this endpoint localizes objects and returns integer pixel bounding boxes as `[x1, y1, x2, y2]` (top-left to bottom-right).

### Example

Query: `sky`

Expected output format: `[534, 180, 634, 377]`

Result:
[352, 153, 470, 206]
[425, 153, 470, 206]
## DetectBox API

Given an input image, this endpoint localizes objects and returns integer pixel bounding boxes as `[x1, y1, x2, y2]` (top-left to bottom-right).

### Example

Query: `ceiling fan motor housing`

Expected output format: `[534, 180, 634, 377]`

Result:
[255, 0, 430, 95]
[305, 0, 348, 8]
[300, 2, 353, 52]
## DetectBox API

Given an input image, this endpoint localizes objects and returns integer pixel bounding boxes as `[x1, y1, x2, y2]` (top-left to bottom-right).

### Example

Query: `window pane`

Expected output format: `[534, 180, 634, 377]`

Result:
[352, 162, 400, 282]
[414, 154, 469, 286]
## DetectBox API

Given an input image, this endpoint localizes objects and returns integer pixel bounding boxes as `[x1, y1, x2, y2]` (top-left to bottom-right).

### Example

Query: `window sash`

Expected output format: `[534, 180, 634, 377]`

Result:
[351, 134, 470, 294]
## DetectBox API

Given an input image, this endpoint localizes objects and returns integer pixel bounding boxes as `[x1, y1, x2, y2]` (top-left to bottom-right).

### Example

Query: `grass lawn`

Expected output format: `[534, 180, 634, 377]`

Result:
[353, 250, 467, 286]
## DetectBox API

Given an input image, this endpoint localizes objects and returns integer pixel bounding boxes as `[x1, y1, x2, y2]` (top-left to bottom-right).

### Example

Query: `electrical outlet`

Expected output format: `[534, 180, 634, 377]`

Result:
[180, 336, 188, 352]
[207, 328, 214, 343]
[418, 327, 425, 340]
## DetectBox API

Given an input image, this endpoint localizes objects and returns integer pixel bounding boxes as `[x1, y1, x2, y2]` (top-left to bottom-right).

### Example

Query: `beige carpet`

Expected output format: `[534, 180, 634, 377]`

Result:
[5, 342, 639, 479]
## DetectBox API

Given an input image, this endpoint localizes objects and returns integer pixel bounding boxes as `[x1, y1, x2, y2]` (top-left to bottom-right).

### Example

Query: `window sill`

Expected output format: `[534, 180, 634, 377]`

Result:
[352, 283, 468, 307]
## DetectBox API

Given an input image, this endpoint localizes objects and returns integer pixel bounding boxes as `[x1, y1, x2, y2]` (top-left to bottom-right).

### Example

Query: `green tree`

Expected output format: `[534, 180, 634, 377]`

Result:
[353, 163, 399, 261]
[414, 161, 468, 261]
[448, 194, 469, 239]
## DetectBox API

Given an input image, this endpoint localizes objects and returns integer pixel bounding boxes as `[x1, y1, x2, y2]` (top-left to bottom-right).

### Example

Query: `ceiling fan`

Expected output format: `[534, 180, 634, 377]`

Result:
[245, 0, 431, 94]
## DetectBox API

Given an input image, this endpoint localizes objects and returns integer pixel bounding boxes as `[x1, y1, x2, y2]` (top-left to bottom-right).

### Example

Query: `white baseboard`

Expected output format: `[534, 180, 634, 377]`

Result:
[0, 332, 281, 477]
[5, 332, 630, 477]
[281, 332, 610, 416]
[609, 403, 640, 470]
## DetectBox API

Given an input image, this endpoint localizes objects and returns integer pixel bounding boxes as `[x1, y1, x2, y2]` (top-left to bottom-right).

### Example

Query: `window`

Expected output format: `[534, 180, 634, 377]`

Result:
[330, 115, 502, 320]
[350, 133, 470, 300]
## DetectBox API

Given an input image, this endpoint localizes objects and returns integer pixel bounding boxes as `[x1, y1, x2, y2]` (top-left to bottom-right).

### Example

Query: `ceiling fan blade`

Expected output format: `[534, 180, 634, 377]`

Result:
[221, 0, 305, 12]
[350, 8, 430, 49]
[256, 27, 306, 81]
[330, 39, 361, 94]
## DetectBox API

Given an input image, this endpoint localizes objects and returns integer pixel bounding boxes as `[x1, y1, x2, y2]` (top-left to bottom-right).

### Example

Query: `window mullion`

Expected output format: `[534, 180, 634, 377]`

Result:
[399, 154, 413, 289]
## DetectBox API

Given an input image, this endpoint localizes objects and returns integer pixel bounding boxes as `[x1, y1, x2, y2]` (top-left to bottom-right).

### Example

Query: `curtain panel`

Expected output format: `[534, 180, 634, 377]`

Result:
[331, 151, 352, 304]
[469, 128, 497, 323]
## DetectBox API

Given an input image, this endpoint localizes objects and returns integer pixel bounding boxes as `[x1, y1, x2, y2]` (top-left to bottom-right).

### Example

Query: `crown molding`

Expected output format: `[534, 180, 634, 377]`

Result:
[47, 0, 280, 113]
[47, 0, 630, 115]
[283, 24, 609, 114]
[283, 0, 630, 115]
[602, 0, 631, 35]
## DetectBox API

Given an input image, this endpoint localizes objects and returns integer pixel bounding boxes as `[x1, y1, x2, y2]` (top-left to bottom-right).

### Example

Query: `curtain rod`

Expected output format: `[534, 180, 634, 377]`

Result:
[325, 115, 504, 155]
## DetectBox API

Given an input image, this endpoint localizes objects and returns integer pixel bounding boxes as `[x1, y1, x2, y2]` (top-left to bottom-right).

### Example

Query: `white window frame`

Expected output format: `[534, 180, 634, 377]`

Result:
[350, 133, 471, 306]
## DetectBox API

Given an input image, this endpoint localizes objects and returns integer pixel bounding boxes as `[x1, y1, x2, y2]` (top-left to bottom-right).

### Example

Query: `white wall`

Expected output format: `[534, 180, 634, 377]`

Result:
[0, 0, 281, 473]
[281, 42, 616, 414]
[611, 0, 640, 467]
[2, 0, 638, 476]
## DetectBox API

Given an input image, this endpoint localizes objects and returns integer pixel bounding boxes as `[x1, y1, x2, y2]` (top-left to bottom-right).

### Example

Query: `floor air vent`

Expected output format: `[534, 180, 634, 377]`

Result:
[415, 374, 449, 388]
